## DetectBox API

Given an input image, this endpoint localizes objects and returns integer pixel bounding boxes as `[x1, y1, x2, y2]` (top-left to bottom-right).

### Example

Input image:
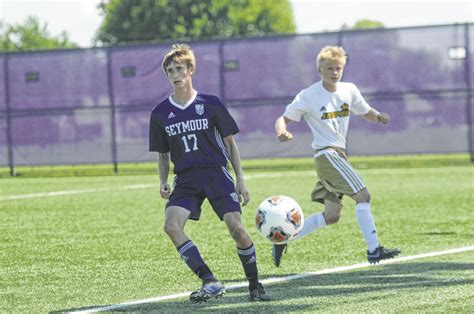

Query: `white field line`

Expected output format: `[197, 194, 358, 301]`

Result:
[3, 167, 467, 201]
[0, 184, 158, 201]
[2, 166, 470, 201]
[69, 245, 474, 313]
[0, 172, 313, 201]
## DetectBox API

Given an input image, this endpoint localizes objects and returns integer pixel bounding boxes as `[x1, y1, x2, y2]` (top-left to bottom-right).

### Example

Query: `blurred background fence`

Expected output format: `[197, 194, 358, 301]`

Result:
[0, 23, 473, 175]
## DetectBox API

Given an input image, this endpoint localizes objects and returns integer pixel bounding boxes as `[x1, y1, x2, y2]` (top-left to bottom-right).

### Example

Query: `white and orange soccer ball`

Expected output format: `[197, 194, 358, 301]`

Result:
[255, 195, 304, 244]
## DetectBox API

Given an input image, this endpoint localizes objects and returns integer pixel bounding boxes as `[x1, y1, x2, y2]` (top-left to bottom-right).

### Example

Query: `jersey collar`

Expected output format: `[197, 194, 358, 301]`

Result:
[168, 90, 198, 110]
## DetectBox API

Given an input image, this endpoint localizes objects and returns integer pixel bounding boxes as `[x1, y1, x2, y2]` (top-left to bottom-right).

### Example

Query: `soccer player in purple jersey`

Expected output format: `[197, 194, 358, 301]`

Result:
[149, 43, 270, 303]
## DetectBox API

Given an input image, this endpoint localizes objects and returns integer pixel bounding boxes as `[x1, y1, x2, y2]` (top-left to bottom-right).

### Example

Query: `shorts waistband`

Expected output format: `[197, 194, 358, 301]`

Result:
[314, 147, 346, 158]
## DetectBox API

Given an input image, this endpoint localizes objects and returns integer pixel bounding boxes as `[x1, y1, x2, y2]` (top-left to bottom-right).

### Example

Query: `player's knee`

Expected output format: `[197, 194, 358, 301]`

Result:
[163, 223, 173, 236]
[233, 227, 248, 242]
[325, 213, 341, 224]
[163, 222, 181, 237]
[230, 225, 249, 243]
[353, 188, 371, 203]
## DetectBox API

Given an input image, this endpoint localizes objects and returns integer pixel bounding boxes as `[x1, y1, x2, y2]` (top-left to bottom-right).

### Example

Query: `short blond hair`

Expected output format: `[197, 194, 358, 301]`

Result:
[316, 46, 347, 70]
[162, 43, 196, 72]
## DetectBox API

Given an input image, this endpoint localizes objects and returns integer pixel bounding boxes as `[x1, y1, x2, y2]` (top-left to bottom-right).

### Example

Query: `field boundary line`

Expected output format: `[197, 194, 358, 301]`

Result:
[68, 245, 474, 313]
[0, 184, 158, 201]
[4, 168, 466, 201]
[1, 172, 313, 201]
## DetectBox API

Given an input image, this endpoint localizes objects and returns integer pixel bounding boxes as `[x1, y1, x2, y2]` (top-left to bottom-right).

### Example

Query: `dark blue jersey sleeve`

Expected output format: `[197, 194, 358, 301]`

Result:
[149, 113, 170, 153]
[213, 97, 239, 138]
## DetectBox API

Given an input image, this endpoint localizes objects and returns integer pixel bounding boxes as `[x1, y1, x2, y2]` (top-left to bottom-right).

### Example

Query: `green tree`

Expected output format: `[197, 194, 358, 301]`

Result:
[352, 19, 385, 30]
[0, 16, 77, 52]
[95, 0, 296, 44]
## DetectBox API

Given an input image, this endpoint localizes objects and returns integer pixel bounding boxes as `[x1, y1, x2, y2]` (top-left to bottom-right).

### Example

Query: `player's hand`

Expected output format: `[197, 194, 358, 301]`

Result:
[377, 112, 390, 124]
[160, 183, 171, 199]
[236, 181, 250, 207]
[277, 130, 293, 142]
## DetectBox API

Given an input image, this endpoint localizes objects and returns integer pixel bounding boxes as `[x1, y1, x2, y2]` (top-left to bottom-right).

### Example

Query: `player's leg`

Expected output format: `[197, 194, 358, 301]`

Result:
[272, 198, 343, 267]
[316, 148, 399, 262]
[322, 150, 381, 255]
[206, 167, 270, 301]
[223, 212, 257, 286]
[272, 154, 346, 267]
[164, 205, 213, 279]
[165, 170, 225, 303]
[295, 200, 342, 239]
[350, 188, 379, 253]
[297, 182, 345, 239]
[319, 148, 374, 247]
[220, 210, 270, 301]
[351, 188, 401, 263]
[163, 205, 191, 246]
[305, 151, 349, 234]
[164, 205, 224, 303]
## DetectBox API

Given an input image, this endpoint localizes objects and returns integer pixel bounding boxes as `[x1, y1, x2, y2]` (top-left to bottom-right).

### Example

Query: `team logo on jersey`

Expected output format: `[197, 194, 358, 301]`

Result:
[321, 103, 349, 120]
[195, 104, 205, 115]
[230, 192, 239, 203]
[168, 112, 176, 119]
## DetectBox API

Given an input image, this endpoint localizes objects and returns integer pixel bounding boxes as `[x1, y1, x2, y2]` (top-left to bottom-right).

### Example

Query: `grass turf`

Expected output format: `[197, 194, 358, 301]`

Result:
[0, 165, 473, 312]
[0, 153, 471, 177]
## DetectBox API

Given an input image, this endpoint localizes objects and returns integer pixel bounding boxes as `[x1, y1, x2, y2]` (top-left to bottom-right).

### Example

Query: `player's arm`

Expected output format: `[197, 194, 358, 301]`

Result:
[223, 135, 250, 207]
[275, 115, 295, 142]
[363, 108, 390, 124]
[157, 152, 171, 199]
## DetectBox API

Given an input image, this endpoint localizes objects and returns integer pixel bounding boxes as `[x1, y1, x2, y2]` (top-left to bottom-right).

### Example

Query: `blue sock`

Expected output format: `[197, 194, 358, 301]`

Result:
[177, 240, 215, 282]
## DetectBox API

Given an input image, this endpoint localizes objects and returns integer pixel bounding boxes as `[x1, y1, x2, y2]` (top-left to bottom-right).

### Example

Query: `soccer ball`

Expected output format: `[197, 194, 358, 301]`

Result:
[255, 195, 304, 244]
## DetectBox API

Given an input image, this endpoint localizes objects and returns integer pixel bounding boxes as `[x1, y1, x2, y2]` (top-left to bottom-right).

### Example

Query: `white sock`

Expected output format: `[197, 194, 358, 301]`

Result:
[355, 203, 379, 252]
[295, 212, 327, 239]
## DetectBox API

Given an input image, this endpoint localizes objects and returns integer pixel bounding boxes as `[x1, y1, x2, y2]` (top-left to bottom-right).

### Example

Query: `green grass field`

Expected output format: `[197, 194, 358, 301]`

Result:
[1, 163, 473, 312]
[1, 153, 471, 177]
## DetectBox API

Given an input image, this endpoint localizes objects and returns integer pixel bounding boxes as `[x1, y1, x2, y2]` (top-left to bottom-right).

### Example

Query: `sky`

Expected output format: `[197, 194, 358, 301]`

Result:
[0, 0, 473, 47]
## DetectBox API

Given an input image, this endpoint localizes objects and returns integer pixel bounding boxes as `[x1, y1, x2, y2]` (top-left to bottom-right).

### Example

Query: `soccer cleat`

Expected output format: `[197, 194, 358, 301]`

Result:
[272, 243, 288, 267]
[367, 246, 401, 264]
[189, 280, 225, 303]
[250, 282, 271, 301]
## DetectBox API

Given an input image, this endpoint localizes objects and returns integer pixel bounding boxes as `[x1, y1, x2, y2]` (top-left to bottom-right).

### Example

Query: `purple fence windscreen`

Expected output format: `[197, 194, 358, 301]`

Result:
[8, 49, 109, 109]
[471, 24, 474, 83]
[0, 24, 472, 167]
[111, 43, 222, 108]
[0, 55, 5, 165]
[9, 110, 112, 165]
[222, 32, 340, 100]
[0, 55, 5, 112]
[111, 46, 169, 107]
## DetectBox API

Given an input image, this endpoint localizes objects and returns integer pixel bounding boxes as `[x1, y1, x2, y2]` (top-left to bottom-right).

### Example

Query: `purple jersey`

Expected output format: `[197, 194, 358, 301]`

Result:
[149, 92, 239, 173]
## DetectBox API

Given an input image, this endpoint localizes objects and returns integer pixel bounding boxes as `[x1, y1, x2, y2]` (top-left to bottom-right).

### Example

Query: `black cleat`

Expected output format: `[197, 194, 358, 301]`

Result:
[250, 283, 271, 301]
[189, 280, 225, 303]
[368, 246, 401, 264]
[272, 243, 287, 267]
